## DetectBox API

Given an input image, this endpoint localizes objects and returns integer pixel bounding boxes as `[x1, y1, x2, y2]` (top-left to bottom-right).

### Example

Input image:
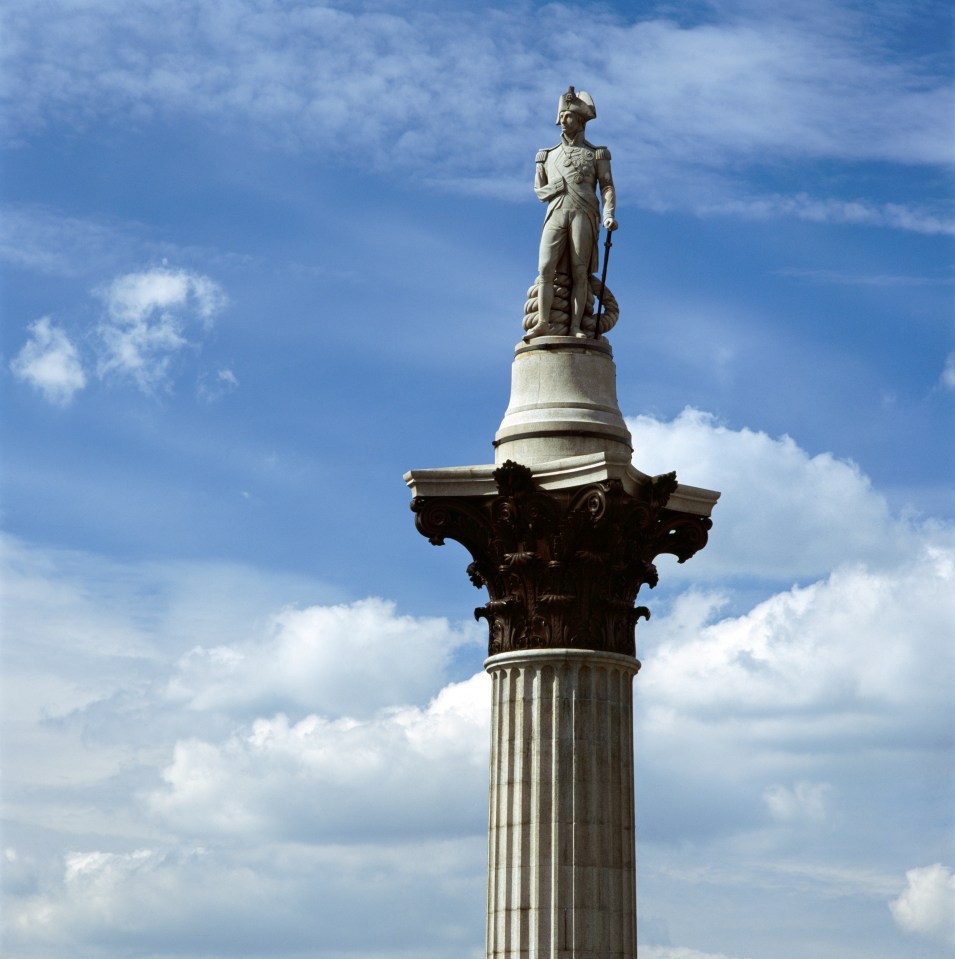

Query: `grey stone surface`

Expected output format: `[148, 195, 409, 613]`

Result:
[529, 87, 618, 341]
[404, 452, 721, 518]
[485, 649, 639, 959]
[493, 337, 632, 466]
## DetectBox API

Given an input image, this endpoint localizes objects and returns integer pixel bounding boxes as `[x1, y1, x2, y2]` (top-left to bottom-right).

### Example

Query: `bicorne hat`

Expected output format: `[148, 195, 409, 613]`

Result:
[555, 86, 597, 125]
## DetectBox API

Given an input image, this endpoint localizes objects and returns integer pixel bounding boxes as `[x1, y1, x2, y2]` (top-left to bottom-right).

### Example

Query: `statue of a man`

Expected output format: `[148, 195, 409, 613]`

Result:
[532, 87, 617, 338]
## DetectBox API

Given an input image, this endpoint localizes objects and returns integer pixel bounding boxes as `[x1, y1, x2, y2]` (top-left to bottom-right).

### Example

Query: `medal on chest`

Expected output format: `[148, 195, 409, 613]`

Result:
[561, 145, 594, 184]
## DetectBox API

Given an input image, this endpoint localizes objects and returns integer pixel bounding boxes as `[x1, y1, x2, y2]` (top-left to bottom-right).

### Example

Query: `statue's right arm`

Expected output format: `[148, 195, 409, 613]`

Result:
[534, 150, 565, 203]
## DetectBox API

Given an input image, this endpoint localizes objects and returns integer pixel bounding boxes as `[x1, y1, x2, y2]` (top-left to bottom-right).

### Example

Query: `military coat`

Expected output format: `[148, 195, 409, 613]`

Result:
[535, 134, 615, 274]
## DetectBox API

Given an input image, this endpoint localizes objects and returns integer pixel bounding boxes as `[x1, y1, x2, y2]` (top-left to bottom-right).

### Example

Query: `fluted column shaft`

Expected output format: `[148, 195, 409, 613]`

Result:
[485, 649, 639, 959]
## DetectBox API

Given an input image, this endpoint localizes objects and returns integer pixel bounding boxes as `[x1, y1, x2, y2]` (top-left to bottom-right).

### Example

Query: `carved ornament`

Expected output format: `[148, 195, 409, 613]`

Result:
[411, 461, 712, 658]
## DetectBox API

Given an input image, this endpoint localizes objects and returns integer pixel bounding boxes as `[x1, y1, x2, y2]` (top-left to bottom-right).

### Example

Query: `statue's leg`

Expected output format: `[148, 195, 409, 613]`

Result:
[567, 212, 594, 337]
[537, 214, 568, 328]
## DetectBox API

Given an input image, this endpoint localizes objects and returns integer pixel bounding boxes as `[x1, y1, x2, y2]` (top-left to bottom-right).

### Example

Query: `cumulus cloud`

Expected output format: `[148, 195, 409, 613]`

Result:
[3, 400, 954, 958]
[95, 267, 226, 391]
[165, 597, 483, 720]
[641, 544, 954, 729]
[889, 864, 955, 946]
[0, 532, 347, 777]
[632, 536, 955, 861]
[627, 408, 916, 580]
[104, 268, 224, 325]
[1, 536, 490, 955]
[2, 1, 950, 227]
[9, 316, 86, 405]
[150, 672, 490, 841]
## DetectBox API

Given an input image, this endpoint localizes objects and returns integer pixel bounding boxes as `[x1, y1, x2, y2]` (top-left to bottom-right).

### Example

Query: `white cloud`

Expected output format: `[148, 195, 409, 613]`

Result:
[6, 263, 232, 400]
[197, 367, 239, 401]
[3, 398, 954, 958]
[0, 533, 346, 766]
[641, 543, 954, 728]
[9, 316, 86, 405]
[6, 841, 486, 959]
[0, 533, 336, 670]
[95, 268, 226, 391]
[0, 205, 131, 275]
[777, 267, 954, 287]
[889, 864, 955, 946]
[104, 268, 224, 326]
[697, 194, 955, 236]
[601, 11, 952, 168]
[165, 597, 483, 720]
[641, 949, 752, 959]
[0, 203, 258, 278]
[941, 353, 955, 390]
[763, 781, 834, 825]
[149, 671, 490, 841]
[627, 408, 916, 580]
[1, 1, 950, 228]
[0, 543, 488, 950]
[631, 536, 955, 872]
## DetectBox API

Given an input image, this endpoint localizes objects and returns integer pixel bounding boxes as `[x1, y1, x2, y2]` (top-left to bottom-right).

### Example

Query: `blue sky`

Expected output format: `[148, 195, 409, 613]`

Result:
[1, 1, 953, 958]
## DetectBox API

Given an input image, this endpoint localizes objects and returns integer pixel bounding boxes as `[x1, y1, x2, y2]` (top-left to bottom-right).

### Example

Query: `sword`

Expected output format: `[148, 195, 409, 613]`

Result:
[595, 226, 613, 334]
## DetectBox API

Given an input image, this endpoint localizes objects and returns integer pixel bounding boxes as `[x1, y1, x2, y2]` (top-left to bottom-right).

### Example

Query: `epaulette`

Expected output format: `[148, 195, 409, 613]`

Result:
[535, 148, 550, 164]
[595, 146, 611, 160]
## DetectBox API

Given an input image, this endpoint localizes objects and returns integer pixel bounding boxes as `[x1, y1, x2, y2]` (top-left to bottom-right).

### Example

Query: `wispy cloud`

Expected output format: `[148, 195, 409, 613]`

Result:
[640, 948, 752, 959]
[941, 353, 955, 390]
[0, 206, 133, 276]
[0, 204, 257, 278]
[697, 194, 955, 235]
[763, 781, 834, 825]
[8, 266, 230, 403]
[197, 368, 239, 402]
[776, 267, 955, 286]
[9, 316, 87, 405]
[2, 1, 950, 229]
[94, 268, 227, 392]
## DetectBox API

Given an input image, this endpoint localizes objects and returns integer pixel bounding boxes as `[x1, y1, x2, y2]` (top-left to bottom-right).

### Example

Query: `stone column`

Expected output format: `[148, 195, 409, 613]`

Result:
[486, 649, 639, 959]
[406, 336, 719, 959]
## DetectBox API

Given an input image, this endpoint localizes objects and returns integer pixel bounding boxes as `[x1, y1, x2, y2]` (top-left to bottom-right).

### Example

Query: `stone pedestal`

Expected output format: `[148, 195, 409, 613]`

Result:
[486, 649, 639, 959]
[494, 338, 633, 466]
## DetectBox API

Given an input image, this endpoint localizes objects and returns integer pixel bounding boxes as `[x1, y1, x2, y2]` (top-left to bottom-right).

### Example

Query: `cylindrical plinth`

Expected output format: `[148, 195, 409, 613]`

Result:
[485, 649, 640, 959]
[493, 337, 633, 466]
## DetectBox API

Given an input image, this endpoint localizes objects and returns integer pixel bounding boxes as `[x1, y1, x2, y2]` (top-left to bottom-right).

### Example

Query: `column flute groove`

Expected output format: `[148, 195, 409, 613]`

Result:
[486, 650, 639, 959]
